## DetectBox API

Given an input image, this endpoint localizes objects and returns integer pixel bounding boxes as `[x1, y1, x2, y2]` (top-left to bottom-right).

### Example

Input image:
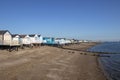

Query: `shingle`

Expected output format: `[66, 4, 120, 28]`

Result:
[29, 34, 35, 37]
[12, 34, 18, 37]
[19, 35, 27, 38]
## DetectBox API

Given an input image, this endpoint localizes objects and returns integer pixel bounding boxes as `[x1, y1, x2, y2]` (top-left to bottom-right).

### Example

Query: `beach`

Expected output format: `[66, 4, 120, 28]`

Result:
[0, 43, 106, 80]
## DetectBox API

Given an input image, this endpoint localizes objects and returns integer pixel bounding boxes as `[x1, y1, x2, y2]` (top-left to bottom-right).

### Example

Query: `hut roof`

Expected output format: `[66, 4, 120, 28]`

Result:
[29, 34, 41, 37]
[38, 35, 41, 37]
[43, 37, 54, 39]
[12, 34, 19, 37]
[19, 35, 27, 38]
[55, 38, 66, 40]
[29, 34, 35, 37]
[0, 30, 11, 35]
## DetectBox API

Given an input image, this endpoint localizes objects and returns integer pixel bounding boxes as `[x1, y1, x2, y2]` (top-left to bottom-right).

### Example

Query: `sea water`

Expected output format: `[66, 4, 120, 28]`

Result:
[88, 42, 120, 80]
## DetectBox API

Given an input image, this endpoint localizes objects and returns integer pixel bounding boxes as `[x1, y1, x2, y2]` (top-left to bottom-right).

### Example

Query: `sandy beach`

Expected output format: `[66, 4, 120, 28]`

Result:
[0, 43, 106, 80]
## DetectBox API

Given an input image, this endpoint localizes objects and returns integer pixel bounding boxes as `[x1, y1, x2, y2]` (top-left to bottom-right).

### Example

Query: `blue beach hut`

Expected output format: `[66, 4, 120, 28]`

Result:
[43, 37, 55, 45]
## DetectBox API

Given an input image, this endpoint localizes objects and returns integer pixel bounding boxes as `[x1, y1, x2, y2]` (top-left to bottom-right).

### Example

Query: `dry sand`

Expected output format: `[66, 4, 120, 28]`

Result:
[0, 43, 106, 80]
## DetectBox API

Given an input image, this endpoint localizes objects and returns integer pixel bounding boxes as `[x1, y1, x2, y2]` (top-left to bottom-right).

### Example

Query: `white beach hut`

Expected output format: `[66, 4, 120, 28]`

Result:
[29, 34, 42, 45]
[12, 34, 20, 45]
[55, 38, 66, 45]
[0, 30, 12, 45]
[19, 35, 31, 45]
[65, 39, 72, 44]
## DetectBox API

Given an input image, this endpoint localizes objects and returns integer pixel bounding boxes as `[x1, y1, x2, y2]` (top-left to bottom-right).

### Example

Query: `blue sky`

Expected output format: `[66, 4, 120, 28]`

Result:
[0, 0, 120, 41]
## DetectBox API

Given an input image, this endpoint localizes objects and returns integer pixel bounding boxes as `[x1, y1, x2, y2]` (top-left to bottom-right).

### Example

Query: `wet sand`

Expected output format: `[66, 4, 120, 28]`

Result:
[0, 43, 106, 80]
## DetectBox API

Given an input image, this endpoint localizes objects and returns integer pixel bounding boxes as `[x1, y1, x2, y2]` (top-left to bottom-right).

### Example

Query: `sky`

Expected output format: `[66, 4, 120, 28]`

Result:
[0, 0, 120, 41]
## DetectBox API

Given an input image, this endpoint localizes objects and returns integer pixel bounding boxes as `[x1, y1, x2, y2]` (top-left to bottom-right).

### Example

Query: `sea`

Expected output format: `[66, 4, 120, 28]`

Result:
[88, 42, 120, 80]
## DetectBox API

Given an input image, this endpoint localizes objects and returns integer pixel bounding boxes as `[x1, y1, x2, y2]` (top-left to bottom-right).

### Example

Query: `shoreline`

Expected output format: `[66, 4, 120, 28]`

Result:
[0, 42, 107, 80]
[63, 42, 107, 80]
[98, 58, 112, 80]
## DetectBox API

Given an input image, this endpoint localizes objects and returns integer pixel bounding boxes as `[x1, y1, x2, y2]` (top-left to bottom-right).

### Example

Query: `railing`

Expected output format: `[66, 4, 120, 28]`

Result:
[11, 40, 20, 45]
[0, 40, 20, 46]
[30, 40, 42, 44]
[0, 40, 10, 45]
[0, 40, 42, 46]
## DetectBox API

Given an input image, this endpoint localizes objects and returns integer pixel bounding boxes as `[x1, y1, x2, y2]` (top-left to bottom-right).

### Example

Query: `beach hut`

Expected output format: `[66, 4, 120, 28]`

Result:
[19, 35, 31, 46]
[12, 34, 20, 45]
[55, 38, 66, 45]
[29, 34, 42, 46]
[0, 30, 20, 51]
[65, 39, 72, 44]
[0, 30, 12, 45]
[43, 37, 55, 45]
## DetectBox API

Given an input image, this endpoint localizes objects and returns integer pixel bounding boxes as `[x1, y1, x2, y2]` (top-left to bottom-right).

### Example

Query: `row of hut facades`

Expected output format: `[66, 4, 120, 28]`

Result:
[0, 30, 85, 50]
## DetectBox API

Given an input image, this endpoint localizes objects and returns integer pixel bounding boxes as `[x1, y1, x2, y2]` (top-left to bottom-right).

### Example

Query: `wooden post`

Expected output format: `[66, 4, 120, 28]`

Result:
[16, 46, 18, 51]
[9, 46, 12, 52]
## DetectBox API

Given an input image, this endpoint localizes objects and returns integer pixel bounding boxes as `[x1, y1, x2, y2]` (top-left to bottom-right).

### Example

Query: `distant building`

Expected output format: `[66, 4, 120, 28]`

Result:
[78, 40, 89, 43]
[55, 38, 66, 45]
